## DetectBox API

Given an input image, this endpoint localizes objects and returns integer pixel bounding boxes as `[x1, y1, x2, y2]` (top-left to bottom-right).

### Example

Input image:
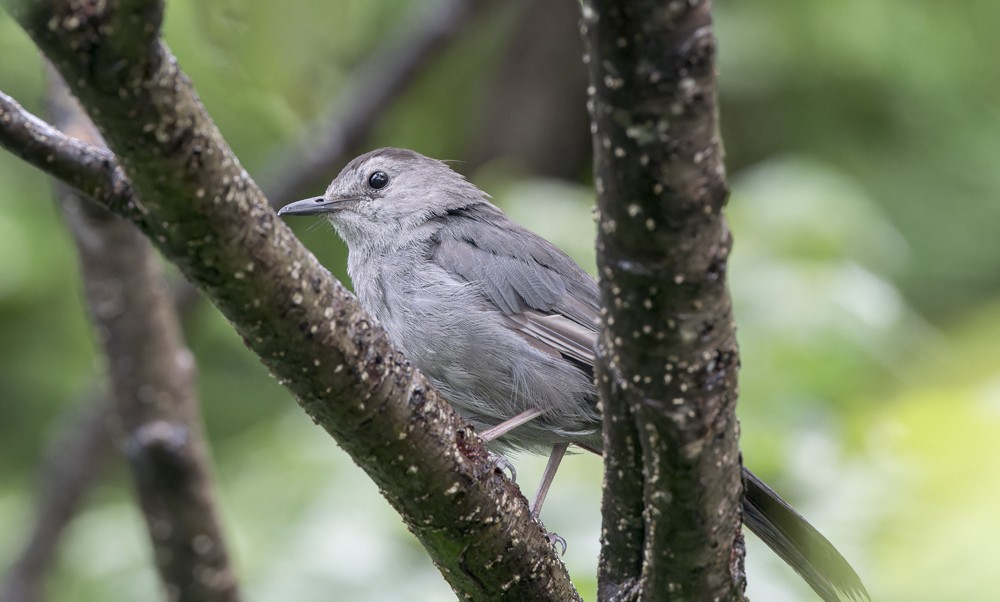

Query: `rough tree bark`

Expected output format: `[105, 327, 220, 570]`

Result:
[582, 1, 746, 600]
[1, 0, 746, 599]
[0, 0, 576, 599]
[2, 4, 497, 595]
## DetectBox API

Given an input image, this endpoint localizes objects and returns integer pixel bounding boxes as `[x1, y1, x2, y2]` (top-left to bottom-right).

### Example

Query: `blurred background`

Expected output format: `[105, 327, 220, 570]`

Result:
[1, 0, 997, 600]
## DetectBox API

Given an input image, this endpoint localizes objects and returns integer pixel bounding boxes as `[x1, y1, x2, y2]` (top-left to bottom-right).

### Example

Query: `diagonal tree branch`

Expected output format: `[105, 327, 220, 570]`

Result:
[3, 8, 478, 577]
[0, 0, 537, 596]
[0, 1, 576, 598]
[582, 1, 746, 600]
[49, 76, 241, 601]
[1, 0, 500, 587]
[0, 1, 485, 574]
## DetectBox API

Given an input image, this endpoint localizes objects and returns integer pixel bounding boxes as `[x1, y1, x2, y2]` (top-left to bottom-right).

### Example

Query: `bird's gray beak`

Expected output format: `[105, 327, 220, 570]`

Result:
[277, 196, 359, 216]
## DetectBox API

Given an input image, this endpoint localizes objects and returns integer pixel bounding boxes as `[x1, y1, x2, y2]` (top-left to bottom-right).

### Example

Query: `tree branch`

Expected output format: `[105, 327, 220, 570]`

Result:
[582, 1, 745, 600]
[0, 0, 499, 593]
[0, 0, 525, 590]
[0, 92, 141, 221]
[0, 1, 576, 598]
[259, 0, 497, 205]
[49, 77, 241, 601]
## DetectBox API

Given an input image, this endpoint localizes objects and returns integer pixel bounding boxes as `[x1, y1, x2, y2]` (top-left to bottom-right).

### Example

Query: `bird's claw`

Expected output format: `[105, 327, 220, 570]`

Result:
[488, 452, 517, 482]
[547, 531, 567, 555]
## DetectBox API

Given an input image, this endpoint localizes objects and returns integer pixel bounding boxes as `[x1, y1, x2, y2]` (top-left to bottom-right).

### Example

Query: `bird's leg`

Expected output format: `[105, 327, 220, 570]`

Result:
[531, 442, 570, 554]
[477, 408, 544, 482]
[479, 411, 571, 552]
[477, 408, 545, 443]
[477, 410, 570, 553]
[530, 442, 568, 517]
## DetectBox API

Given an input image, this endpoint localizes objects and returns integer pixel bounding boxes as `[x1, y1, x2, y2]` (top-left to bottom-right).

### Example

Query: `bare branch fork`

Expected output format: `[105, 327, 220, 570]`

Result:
[0, 0, 575, 599]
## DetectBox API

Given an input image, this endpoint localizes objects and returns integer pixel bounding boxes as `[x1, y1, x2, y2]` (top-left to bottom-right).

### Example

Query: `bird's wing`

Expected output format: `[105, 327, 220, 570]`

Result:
[506, 309, 596, 369]
[427, 205, 600, 373]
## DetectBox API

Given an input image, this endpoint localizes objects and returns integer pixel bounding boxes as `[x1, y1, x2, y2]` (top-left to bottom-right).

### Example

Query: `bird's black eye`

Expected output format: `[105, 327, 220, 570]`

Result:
[368, 170, 389, 189]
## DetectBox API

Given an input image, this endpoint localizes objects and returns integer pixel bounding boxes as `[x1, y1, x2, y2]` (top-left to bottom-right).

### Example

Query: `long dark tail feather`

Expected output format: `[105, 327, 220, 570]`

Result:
[742, 467, 870, 602]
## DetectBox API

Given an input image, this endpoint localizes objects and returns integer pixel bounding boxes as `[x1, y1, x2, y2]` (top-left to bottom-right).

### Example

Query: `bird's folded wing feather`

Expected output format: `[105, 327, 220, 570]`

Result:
[427, 207, 600, 372]
[506, 310, 595, 366]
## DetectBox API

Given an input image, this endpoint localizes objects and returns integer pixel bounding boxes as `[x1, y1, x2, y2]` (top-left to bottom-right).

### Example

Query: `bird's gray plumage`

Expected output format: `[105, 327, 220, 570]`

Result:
[288, 148, 602, 452]
[278, 147, 870, 602]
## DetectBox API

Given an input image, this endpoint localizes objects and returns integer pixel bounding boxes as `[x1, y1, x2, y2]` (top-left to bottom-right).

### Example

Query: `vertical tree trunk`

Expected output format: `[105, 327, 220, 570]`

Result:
[582, 2, 746, 599]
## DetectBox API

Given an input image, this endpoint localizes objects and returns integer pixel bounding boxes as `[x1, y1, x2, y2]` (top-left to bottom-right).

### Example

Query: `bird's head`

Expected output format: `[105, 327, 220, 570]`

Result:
[278, 147, 487, 251]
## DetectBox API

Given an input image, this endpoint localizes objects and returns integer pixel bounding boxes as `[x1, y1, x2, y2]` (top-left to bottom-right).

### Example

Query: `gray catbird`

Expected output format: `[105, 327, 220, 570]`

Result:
[279, 147, 869, 602]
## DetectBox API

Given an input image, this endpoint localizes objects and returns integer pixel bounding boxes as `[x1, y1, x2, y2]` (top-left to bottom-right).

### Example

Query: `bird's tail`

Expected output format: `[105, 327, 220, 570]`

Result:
[741, 467, 870, 602]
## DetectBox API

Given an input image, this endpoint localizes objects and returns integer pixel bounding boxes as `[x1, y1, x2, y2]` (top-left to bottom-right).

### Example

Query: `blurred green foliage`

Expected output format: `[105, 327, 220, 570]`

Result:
[0, 0, 997, 600]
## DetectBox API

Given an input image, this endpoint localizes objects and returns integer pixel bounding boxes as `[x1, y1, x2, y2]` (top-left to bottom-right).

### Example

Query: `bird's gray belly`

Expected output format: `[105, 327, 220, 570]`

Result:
[376, 279, 600, 452]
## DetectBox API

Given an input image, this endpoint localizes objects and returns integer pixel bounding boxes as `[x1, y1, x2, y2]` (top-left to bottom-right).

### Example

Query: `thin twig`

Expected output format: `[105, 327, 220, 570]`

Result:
[0, 92, 140, 222]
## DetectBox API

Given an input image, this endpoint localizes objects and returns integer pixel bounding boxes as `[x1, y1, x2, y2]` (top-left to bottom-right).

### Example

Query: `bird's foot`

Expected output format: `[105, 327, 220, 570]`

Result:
[546, 531, 567, 555]
[488, 452, 517, 482]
